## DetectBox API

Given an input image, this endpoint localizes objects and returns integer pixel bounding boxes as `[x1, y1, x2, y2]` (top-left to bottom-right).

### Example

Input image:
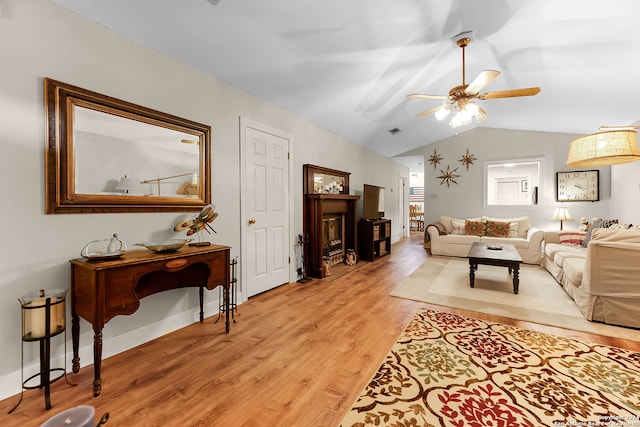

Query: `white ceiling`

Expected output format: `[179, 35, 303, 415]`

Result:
[51, 0, 640, 170]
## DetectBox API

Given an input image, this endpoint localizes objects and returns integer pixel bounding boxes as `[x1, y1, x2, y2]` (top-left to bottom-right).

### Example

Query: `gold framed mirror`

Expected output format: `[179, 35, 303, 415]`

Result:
[44, 78, 211, 214]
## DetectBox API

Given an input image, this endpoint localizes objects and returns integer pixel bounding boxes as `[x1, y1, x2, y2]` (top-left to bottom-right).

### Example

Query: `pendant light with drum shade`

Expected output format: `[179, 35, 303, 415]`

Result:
[566, 126, 640, 168]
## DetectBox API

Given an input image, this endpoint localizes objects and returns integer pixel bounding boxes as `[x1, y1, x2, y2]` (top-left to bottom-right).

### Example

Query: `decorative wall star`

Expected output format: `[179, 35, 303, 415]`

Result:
[437, 165, 461, 187]
[429, 149, 443, 169]
[459, 149, 477, 170]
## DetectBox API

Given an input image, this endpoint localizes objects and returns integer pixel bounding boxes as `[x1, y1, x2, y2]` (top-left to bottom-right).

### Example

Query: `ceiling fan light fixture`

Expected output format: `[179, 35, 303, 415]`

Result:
[474, 107, 487, 123]
[465, 101, 479, 115]
[449, 109, 472, 128]
[434, 106, 450, 121]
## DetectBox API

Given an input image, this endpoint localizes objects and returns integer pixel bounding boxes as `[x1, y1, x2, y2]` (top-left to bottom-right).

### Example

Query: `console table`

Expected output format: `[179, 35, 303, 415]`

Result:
[69, 244, 231, 397]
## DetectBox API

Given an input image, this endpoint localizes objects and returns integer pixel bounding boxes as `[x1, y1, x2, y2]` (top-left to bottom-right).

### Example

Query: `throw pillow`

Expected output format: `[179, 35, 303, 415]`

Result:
[451, 219, 466, 235]
[465, 220, 486, 236]
[508, 222, 519, 238]
[485, 221, 510, 238]
[581, 218, 618, 247]
[558, 230, 587, 246]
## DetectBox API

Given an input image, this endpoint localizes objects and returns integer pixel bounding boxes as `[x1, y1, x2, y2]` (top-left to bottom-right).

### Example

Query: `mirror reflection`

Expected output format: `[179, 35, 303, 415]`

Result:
[74, 106, 200, 197]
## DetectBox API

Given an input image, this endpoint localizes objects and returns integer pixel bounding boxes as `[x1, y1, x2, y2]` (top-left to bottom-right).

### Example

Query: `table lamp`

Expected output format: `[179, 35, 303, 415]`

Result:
[551, 206, 573, 230]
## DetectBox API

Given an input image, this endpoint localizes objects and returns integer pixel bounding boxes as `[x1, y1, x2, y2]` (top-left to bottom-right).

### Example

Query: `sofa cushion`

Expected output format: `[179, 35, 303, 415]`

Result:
[465, 220, 486, 236]
[553, 250, 587, 267]
[485, 221, 510, 237]
[563, 257, 585, 286]
[439, 234, 481, 244]
[482, 236, 529, 249]
[545, 242, 585, 260]
[558, 230, 587, 246]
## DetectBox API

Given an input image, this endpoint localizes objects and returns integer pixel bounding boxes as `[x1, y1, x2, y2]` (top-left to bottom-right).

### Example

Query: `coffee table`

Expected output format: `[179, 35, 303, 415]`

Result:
[467, 242, 523, 294]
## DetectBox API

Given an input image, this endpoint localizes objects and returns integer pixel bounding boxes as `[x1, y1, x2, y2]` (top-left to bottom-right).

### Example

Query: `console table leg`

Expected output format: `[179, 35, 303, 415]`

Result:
[72, 314, 80, 374]
[92, 329, 103, 397]
[199, 286, 204, 323]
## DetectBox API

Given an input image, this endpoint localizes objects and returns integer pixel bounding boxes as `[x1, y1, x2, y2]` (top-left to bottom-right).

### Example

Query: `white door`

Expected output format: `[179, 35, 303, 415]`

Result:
[242, 119, 290, 297]
[496, 180, 520, 205]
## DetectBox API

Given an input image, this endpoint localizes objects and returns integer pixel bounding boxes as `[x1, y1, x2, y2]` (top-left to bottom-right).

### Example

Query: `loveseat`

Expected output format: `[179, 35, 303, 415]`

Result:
[543, 227, 640, 328]
[425, 216, 544, 264]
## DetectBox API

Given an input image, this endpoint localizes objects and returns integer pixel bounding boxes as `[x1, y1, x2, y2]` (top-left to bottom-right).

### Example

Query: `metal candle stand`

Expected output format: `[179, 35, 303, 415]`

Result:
[216, 257, 238, 324]
[9, 289, 75, 414]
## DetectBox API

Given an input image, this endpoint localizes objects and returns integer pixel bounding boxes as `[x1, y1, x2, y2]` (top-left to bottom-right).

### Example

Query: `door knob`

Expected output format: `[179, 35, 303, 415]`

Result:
[248, 218, 256, 225]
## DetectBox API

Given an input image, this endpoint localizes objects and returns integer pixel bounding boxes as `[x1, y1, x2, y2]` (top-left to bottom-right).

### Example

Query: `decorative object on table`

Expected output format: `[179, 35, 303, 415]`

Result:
[322, 256, 332, 276]
[428, 149, 443, 169]
[458, 148, 476, 170]
[550, 205, 573, 230]
[135, 239, 191, 253]
[566, 126, 640, 168]
[10, 289, 74, 413]
[80, 233, 127, 260]
[555, 170, 599, 202]
[436, 165, 461, 187]
[174, 204, 218, 246]
[578, 216, 591, 231]
[345, 249, 357, 266]
[41, 405, 109, 427]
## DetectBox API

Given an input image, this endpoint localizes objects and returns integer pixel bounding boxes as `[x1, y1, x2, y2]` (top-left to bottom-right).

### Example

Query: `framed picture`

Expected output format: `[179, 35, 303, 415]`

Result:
[556, 170, 599, 202]
[521, 180, 528, 192]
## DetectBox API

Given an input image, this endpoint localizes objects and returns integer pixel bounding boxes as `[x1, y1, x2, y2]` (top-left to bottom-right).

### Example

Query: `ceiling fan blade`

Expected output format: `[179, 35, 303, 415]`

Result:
[464, 70, 500, 94]
[479, 87, 541, 100]
[407, 93, 449, 100]
[416, 105, 445, 118]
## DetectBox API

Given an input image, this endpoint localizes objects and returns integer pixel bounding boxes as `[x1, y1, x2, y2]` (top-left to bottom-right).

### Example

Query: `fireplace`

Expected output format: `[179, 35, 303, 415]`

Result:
[303, 165, 360, 278]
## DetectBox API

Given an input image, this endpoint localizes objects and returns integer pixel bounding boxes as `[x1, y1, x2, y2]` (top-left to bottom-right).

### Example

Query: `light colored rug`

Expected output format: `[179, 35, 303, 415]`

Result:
[391, 256, 640, 342]
[341, 308, 640, 427]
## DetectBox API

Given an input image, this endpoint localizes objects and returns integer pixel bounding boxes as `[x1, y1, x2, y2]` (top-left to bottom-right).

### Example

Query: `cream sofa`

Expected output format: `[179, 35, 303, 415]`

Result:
[543, 228, 640, 328]
[425, 216, 544, 264]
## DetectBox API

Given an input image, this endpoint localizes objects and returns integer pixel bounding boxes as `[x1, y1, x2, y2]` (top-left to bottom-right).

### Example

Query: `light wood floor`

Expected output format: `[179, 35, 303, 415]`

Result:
[2, 233, 639, 426]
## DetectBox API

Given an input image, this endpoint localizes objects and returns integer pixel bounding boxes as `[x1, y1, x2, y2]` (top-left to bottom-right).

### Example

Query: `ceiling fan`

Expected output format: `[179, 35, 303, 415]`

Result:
[407, 32, 540, 128]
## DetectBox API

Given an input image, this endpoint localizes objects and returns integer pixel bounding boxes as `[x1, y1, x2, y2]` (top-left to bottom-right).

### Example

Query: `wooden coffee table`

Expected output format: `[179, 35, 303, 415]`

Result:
[467, 242, 523, 294]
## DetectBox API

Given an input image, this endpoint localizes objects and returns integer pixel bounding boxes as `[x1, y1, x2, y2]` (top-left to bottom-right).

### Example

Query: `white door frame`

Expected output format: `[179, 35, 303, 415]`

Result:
[239, 117, 295, 303]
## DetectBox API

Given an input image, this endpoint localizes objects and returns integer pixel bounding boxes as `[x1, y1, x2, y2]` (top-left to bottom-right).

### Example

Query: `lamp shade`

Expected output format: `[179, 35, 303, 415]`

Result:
[550, 207, 573, 221]
[566, 130, 640, 167]
[115, 175, 141, 193]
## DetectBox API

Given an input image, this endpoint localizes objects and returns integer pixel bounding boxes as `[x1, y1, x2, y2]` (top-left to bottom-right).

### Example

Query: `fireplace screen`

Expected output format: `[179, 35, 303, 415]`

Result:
[322, 214, 344, 265]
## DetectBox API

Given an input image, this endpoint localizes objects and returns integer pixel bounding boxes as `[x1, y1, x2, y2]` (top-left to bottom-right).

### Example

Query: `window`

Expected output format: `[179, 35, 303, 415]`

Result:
[484, 158, 542, 207]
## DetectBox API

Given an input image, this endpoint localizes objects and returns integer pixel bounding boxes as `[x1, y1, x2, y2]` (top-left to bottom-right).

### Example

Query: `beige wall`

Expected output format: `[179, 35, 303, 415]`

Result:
[0, 0, 408, 399]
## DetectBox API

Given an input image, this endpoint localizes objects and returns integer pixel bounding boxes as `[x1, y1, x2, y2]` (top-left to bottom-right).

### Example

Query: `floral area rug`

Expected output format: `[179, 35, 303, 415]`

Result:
[340, 308, 640, 427]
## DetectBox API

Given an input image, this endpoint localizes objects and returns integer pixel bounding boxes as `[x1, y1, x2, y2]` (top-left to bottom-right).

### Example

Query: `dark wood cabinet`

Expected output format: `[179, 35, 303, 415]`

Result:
[358, 218, 391, 261]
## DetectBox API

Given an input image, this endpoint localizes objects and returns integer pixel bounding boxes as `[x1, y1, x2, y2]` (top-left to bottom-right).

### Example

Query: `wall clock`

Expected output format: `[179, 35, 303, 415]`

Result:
[556, 170, 599, 202]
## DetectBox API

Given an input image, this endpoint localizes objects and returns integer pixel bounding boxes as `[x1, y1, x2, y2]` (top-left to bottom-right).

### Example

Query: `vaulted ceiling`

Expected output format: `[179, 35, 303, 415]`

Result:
[52, 0, 640, 167]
